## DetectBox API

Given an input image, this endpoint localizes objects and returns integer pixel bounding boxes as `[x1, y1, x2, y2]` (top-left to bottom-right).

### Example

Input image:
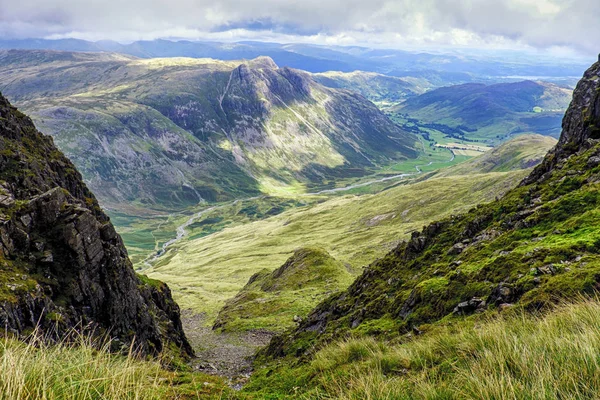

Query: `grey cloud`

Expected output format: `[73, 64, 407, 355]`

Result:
[0, 0, 597, 55]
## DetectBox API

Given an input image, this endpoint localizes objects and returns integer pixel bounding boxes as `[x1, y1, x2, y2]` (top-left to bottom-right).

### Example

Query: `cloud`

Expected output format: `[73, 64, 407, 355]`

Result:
[0, 0, 597, 55]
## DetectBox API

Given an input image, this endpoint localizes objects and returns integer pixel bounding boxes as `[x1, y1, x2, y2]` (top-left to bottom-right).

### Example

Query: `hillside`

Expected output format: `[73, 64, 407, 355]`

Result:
[0, 93, 191, 357]
[146, 135, 554, 320]
[394, 80, 573, 142]
[213, 247, 353, 333]
[0, 50, 417, 211]
[313, 71, 432, 106]
[437, 134, 557, 176]
[262, 59, 600, 364]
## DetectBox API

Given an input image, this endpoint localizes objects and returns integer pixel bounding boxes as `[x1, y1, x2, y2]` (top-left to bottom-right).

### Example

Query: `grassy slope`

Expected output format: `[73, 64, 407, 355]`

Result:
[146, 135, 554, 321]
[213, 247, 354, 333]
[0, 333, 230, 399]
[245, 299, 600, 399]
[394, 80, 573, 143]
[437, 134, 557, 176]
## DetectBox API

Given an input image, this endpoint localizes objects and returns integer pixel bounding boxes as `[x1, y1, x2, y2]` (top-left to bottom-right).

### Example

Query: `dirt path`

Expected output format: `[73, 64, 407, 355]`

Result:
[181, 310, 274, 389]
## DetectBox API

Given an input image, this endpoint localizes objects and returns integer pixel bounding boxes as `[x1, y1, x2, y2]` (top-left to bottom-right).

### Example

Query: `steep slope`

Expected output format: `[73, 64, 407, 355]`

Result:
[394, 80, 573, 141]
[213, 247, 353, 333]
[263, 60, 600, 360]
[0, 50, 417, 211]
[0, 94, 192, 357]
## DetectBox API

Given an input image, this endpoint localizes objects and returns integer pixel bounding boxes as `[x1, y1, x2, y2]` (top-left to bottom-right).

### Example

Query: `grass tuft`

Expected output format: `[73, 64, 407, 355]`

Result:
[246, 298, 600, 399]
[0, 328, 229, 399]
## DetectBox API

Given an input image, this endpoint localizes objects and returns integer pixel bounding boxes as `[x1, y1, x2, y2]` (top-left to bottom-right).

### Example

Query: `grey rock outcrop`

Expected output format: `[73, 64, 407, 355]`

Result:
[0, 93, 192, 357]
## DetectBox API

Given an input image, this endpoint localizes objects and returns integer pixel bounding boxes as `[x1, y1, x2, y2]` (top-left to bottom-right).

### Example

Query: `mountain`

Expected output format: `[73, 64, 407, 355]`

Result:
[0, 93, 191, 357]
[0, 50, 417, 211]
[0, 39, 590, 80]
[313, 71, 431, 106]
[394, 80, 573, 142]
[262, 60, 600, 361]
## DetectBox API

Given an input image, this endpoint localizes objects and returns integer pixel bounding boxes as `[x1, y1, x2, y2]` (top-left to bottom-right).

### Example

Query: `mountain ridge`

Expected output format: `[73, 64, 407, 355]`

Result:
[0, 50, 418, 211]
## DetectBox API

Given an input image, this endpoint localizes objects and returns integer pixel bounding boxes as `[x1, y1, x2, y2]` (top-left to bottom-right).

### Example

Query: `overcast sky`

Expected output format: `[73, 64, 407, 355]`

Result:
[0, 0, 597, 56]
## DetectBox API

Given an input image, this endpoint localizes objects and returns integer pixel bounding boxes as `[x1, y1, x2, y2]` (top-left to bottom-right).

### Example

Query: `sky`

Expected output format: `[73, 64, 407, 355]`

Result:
[0, 0, 598, 57]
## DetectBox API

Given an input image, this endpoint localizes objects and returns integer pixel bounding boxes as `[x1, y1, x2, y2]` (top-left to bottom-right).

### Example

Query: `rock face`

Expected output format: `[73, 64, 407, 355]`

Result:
[0, 93, 192, 357]
[523, 63, 600, 184]
[261, 60, 600, 361]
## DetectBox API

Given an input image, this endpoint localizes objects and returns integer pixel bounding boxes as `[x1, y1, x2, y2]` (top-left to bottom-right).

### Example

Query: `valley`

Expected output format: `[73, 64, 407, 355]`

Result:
[143, 135, 554, 323]
[1, 37, 596, 399]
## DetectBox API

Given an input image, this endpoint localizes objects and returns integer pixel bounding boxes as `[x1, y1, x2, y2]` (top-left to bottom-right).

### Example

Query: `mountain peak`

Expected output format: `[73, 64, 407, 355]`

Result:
[246, 55, 278, 70]
[524, 61, 600, 184]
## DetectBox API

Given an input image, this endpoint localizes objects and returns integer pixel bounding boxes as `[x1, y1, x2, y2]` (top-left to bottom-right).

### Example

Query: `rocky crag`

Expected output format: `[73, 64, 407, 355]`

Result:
[0, 93, 192, 357]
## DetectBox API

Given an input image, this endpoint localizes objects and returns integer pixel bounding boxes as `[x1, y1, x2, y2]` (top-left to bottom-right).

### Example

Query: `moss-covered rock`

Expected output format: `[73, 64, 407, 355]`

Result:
[0, 93, 192, 358]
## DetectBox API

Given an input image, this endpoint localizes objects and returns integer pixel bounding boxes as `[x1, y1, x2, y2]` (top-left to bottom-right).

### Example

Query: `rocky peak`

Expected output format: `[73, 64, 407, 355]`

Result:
[0, 93, 192, 357]
[524, 61, 600, 184]
[246, 56, 278, 70]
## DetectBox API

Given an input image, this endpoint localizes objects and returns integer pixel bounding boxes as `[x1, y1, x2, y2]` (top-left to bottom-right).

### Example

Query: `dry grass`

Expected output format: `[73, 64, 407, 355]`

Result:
[247, 298, 600, 399]
[0, 329, 228, 400]
[308, 299, 600, 399]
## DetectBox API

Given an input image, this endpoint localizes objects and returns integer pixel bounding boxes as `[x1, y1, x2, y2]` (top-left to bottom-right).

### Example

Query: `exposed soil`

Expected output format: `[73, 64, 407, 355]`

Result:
[181, 310, 274, 389]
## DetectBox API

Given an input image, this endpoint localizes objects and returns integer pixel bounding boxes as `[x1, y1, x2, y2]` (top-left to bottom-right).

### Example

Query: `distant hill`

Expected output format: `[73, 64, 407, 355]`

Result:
[394, 80, 573, 141]
[0, 38, 590, 79]
[0, 50, 417, 211]
[313, 71, 431, 106]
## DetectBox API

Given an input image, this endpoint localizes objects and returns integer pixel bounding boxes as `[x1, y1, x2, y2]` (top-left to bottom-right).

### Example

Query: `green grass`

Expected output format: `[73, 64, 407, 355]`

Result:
[144, 135, 553, 322]
[438, 134, 557, 175]
[146, 171, 525, 320]
[213, 247, 354, 332]
[245, 298, 600, 399]
[0, 330, 230, 400]
[261, 134, 600, 362]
